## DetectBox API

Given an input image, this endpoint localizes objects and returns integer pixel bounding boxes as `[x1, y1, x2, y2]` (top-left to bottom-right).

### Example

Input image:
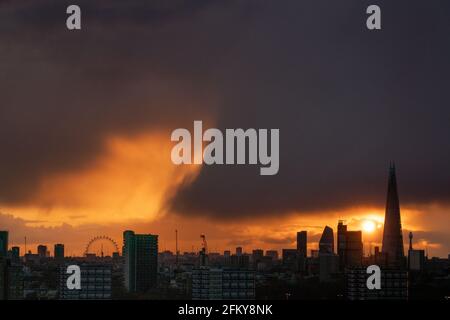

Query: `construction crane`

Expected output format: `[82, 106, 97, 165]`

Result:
[200, 234, 208, 254]
[199, 234, 208, 267]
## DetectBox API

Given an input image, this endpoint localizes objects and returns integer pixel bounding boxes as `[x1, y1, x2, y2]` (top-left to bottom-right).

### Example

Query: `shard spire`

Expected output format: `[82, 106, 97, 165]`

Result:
[382, 163, 405, 267]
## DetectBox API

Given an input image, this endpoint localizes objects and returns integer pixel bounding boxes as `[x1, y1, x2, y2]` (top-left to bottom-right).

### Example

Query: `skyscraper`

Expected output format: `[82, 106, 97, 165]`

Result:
[382, 164, 405, 267]
[318, 227, 338, 281]
[11, 247, 20, 261]
[344, 231, 363, 266]
[296, 231, 307, 273]
[123, 230, 158, 293]
[337, 221, 347, 265]
[37, 245, 47, 258]
[296, 231, 307, 258]
[54, 244, 65, 260]
[0, 231, 8, 258]
[337, 221, 363, 270]
[319, 226, 334, 254]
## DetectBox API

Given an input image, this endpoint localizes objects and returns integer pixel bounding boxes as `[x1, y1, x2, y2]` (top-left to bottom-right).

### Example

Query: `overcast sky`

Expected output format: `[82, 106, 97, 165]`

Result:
[1, 0, 449, 256]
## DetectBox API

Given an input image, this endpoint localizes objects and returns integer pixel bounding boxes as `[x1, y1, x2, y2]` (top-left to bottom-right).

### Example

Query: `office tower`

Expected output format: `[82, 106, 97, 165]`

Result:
[382, 164, 405, 267]
[337, 221, 363, 270]
[54, 244, 65, 260]
[319, 226, 334, 254]
[317, 226, 338, 280]
[236, 247, 243, 256]
[344, 231, 363, 266]
[408, 232, 413, 251]
[337, 221, 347, 268]
[192, 267, 255, 300]
[297, 231, 308, 273]
[123, 230, 158, 293]
[265, 250, 279, 260]
[0, 231, 8, 257]
[37, 245, 47, 258]
[11, 247, 20, 261]
[59, 263, 112, 300]
[224, 250, 231, 258]
[296, 231, 307, 258]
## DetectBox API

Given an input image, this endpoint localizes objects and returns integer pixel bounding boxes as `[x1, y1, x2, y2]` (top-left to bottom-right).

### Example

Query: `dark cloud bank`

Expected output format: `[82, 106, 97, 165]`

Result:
[1, 1, 450, 219]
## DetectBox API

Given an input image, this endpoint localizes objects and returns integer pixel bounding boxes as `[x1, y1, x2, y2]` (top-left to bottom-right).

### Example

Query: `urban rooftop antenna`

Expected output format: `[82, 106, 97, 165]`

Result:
[175, 229, 179, 268]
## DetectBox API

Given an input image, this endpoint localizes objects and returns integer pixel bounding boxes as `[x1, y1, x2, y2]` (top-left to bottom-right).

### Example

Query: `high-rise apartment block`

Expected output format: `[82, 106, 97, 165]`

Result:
[123, 230, 158, 293]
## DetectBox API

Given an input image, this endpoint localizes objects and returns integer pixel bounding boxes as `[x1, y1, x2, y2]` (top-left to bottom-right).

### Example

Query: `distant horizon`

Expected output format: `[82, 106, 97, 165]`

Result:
[5, 214, 448, 259]
[1, 1, 450, 262]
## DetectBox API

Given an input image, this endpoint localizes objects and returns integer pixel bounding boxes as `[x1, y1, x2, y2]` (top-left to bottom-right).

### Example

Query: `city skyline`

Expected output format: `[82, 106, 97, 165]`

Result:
[1, 1, 450, 259]
[1, 163, 448, 258]
[2, 218, 442, 259]
[1, 164, 449, 300]
[2, 211, 448, 258]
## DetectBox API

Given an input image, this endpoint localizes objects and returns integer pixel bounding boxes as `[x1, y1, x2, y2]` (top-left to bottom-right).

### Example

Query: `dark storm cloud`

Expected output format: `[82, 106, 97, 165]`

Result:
[0, 0, 248, 203]
[169, 0, 450, 218]
[1, 1, 450, 218]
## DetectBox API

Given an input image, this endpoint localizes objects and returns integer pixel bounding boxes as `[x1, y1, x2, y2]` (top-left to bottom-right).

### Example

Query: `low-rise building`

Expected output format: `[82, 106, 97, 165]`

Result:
[192, 267, 255, 300]
[58, 263, 112, 300]
[345, 267, 408, 300]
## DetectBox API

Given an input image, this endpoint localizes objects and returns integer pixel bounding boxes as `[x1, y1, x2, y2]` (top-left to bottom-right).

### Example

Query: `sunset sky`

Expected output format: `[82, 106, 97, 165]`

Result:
[1, 1, 449, 257]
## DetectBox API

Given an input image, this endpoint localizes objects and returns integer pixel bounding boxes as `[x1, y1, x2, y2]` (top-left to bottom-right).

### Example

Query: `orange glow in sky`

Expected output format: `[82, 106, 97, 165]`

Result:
[2, 132, 200, 227]
[0, 133, 448, 258]
[362, 220, 376, 233]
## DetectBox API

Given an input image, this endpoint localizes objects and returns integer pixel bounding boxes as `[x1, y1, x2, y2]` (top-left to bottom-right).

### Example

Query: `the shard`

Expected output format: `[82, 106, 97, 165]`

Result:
[382, 164, 405, 267]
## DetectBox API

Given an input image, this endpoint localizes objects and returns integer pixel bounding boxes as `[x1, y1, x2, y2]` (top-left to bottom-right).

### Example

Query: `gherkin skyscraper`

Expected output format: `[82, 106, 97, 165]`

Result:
[382, 164, 405, 267]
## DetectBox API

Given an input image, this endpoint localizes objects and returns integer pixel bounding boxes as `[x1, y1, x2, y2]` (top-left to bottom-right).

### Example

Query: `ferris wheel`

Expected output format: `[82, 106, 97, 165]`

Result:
[84, 235, 119, 257]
